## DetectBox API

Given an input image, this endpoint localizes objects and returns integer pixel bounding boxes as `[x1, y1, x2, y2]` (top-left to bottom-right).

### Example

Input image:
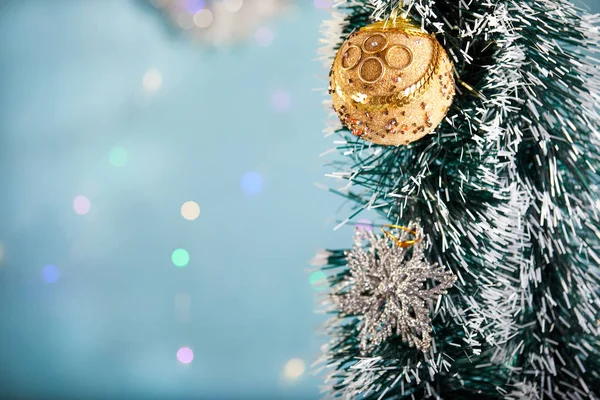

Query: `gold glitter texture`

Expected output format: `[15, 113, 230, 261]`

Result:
[330, 17, 456, 146]
[386, 45, 413, 70]
[359, 58, 385, 83]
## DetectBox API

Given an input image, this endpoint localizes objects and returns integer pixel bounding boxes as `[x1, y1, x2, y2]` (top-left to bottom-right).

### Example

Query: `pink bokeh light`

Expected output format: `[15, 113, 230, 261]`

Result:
[73, 195, 91, 215]
[177, 347, 194, 364]
[314, 0, 333, 8]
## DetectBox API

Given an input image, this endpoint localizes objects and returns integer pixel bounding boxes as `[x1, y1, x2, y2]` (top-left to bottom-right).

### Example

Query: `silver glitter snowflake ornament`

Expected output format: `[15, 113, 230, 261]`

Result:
[333, 225, 456, 354]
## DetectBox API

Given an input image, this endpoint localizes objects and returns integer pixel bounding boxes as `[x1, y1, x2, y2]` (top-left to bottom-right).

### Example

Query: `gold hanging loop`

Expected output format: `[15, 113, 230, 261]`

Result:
[381, 224, 421, 248]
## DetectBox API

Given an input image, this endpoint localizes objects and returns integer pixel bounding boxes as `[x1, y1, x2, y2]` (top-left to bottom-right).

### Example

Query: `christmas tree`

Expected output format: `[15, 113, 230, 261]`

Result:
[315, 0, 600, 398]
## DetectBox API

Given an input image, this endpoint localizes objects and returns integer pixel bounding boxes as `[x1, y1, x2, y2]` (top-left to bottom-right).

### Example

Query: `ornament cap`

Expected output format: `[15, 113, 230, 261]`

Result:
[363, 13, 423, 35]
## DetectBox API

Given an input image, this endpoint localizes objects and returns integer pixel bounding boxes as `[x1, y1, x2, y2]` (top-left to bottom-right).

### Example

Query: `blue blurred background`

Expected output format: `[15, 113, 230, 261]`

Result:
[0, 0, 598, 399]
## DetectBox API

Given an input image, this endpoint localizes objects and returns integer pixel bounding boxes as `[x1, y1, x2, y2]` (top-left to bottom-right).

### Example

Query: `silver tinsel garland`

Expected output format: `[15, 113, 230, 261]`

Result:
[333, 225, 456, 354]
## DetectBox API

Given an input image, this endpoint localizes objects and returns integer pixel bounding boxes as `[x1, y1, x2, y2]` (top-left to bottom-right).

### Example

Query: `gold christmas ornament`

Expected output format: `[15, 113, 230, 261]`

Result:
[330, 15, 455, 146]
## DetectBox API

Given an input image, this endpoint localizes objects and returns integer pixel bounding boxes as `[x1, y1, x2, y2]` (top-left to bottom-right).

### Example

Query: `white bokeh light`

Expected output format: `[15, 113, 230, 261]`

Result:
[193, 9, 213, 28]
[181, 201, 201, 221]
[143, 68, 163, 92]
[223, 0, 244, 13]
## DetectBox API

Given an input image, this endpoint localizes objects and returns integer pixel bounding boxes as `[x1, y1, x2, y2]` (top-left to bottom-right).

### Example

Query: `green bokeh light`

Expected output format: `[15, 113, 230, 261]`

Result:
[309, 271, 327, 291]
[172, 248, 189, 267]
[109, 147, 128, 167]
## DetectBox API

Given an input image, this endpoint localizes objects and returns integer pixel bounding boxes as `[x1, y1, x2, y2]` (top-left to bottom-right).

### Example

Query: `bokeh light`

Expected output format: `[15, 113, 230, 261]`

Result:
[175, 293, 191, 308]
[255, 27, 274, 47]
[181, 201, 200, 221]
[193, 9, 213, 28]
[184, 0, 205, 13]
[172, 248, 190, 267]
[314, 0, 333, 8]
[143, 68, 163, 91]
[309, 271, 327, 291]
[271, 90, 292, 112]
[283, 358, 305, 380]
[241, 171, 263, 195]
[43, 264, 60, 284]
[73, 195, 91, 215]
[109, 147, 128, 167]
[223, 0, 244, 13]
[176, 12, 194, 30]
[356, 219, 373, 233]
[174, 293, 191, 323]
[177, 347, 194, 364]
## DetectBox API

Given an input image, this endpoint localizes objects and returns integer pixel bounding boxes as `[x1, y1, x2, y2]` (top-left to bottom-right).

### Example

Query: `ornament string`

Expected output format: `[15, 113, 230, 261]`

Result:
[381, 224, 421, 248]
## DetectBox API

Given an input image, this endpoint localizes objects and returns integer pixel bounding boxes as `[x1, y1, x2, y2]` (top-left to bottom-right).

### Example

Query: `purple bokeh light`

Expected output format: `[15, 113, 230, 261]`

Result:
[271, 90, 292, 112]
[177, 347, 194, 364]
[184, 0, 205, 13]
[314, 0, 333, 8]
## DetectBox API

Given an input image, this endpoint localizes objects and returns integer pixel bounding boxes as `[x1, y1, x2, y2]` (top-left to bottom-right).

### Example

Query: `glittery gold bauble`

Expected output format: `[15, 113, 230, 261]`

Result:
[330, 17, 455, 146]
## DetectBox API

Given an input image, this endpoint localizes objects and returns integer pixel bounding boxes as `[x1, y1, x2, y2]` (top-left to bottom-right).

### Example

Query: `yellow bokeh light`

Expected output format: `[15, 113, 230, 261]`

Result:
[181, 201, 201, 221]
[283, 358, 305, 380]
